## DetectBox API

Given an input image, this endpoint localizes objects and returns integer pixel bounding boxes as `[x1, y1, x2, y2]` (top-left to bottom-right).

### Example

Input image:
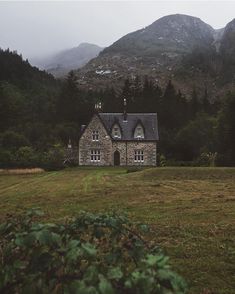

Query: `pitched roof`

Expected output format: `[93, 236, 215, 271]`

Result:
[98, 113, 159, 141]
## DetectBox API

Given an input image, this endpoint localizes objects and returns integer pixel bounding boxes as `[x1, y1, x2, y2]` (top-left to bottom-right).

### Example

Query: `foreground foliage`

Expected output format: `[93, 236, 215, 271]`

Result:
[0, 209, 186, 294]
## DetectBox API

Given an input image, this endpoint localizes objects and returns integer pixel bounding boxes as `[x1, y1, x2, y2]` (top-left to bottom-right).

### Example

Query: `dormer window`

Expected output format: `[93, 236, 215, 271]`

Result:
[134, 124, 144, 139]
[112, 124, 121, 139]
[92, 130, 99, 141]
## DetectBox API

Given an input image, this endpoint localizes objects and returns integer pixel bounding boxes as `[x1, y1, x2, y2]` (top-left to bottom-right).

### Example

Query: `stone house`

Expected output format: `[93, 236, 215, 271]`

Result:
[78, 108, 159, 166]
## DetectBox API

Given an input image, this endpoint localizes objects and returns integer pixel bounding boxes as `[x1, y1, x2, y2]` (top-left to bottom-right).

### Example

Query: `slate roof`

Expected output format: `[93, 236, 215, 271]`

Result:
[98, 113, 159, 141]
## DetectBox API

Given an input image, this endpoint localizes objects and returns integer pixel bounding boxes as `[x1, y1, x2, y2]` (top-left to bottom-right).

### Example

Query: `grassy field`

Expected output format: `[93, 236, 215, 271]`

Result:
[0, 167, 235, 293]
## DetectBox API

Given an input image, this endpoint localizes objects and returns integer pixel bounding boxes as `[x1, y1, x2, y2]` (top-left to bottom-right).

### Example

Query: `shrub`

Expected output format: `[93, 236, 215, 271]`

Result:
[0, 209, 187, 294]
[0, 148, 15, 168]
[40, 144, 65, 171]
[165, 160, 196, 167]
[15, 146, 40, 168]
[0, 131, 30, 151]
[160, 154, 167, 167]
[197, 152, 218, 167]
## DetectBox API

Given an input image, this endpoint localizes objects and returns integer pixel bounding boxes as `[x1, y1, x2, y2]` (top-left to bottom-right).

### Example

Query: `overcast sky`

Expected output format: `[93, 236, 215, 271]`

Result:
[0, 1, 235, 59]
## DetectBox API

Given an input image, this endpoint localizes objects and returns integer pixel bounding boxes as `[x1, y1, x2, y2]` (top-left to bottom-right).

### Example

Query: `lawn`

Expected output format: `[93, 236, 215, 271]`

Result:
[0, 167, 235, 293]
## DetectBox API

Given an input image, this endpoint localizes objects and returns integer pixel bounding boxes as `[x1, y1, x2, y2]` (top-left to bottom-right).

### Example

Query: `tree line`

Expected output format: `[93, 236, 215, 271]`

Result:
[0, 49, 235, 167]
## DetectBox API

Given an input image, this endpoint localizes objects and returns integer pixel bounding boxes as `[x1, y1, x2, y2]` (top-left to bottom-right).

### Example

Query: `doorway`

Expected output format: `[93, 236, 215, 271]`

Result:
[114, 150, 120, 166]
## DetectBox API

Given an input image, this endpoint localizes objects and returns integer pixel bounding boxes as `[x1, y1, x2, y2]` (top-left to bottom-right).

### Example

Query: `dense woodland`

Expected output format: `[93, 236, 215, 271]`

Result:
[0, 49, 235, 168]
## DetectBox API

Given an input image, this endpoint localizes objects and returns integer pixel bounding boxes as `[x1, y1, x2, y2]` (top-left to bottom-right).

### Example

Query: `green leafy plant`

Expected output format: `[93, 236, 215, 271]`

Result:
[160, 154, 167, 167]
[0, 209, 187, 293]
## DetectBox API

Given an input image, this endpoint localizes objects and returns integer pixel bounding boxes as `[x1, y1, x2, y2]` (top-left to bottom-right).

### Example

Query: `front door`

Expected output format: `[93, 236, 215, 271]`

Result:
[114, 150, 120, 166]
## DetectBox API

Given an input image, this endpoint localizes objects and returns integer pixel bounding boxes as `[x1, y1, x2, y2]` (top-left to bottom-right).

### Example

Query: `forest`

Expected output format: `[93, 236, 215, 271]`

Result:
[0, 49, 235, 168]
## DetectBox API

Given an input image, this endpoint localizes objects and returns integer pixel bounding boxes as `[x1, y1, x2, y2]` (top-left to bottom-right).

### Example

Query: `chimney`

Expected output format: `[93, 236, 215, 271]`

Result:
[67, 138, 72, 149]
[95, 102, 102, 113]
[123, 98, 127, 122]
[81, 125, 86, 133]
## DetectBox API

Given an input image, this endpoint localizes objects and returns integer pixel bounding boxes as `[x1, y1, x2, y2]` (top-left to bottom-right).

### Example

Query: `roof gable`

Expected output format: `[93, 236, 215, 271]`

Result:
[133, 120, 145, 139]
[80, 113, 110, 139]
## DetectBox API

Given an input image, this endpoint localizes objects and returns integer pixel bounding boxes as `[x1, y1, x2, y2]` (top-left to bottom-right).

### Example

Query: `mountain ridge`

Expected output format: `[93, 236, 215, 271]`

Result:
[30, 43, 104, 78]
[74, 14, 235, 98]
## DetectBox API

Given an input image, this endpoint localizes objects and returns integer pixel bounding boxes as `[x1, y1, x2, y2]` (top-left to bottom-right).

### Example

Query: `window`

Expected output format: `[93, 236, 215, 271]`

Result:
[134, 150, 144, 162]
[92, 130, 99, 141]
[134, 124, 144, 139]
[90, 150, 101, 162]
[112, 124, 121, 139]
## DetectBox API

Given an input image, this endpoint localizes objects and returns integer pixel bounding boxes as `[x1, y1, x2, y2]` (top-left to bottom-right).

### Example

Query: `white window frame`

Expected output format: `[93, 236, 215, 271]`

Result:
[92, 130, 99, 141]
[114, 127, 121, 138]
[134, 150, 144, 162]
[112, 124, 121, 139]
[90, 149, 101, 162]
[134, 125, 144, 139]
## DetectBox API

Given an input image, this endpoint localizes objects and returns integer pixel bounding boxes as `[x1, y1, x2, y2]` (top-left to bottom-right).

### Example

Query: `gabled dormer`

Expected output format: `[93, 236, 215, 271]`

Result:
[134, 120, 145, 139]
[111, 122, 122, 139]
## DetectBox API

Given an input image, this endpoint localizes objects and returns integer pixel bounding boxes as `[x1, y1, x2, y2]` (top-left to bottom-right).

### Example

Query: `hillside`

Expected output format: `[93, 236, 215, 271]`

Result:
[0, 48, 60, 136]
[0, 48, 57, 89]
[75, 14, 235, 98]
[31, 43, 103, 78]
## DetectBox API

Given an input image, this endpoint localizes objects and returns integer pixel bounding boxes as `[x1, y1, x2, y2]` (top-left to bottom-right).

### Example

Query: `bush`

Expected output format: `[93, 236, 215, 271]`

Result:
[0, 145, 65, 170]
[0, 148, 15, 168]
[160, 154, 167, 167]
[40, 144, 65, 171]
[197, 152, 218, 167]
[15, 146, 40, 168]
[0, 131, 30, 151]
[165, 160, 197, 167]
[0, 209, 187, 293]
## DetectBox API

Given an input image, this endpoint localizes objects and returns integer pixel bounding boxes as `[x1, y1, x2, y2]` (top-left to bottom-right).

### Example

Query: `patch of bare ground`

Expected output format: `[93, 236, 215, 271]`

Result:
[0, 168, 45, 175]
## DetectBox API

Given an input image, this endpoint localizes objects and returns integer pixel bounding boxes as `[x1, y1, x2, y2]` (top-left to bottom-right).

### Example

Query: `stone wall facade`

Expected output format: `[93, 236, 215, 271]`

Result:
[112, 141, 157, 166]
[79, 114, 157, 166]
[79, 115, 112, 166]
[127, 141, 157, 166]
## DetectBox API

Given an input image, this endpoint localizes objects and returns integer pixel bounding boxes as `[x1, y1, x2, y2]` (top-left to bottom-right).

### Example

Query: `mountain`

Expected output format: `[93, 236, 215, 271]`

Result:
[30, 43, 103, 78]
[103, 14, 214, 56]
[220, 19, 235, 59]
[75, 14, 235, 98]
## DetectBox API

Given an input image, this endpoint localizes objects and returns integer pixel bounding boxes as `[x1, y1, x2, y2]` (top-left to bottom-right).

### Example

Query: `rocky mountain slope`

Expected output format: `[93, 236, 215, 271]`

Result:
[220, 19, 235, 59]
[30, 43, 103, 78]
[75, 14, 235, 98]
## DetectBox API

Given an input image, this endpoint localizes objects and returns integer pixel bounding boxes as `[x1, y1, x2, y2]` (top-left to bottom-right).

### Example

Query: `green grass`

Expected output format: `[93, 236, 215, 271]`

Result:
[0, 167, 235, 293]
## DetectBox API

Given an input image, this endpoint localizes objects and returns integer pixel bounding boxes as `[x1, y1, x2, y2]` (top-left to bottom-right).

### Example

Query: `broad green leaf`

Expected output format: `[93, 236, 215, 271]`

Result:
[139, 224, 149, 233]
[84, 265, 99, 283]
[81, 243, 97, 257]
[98, 276, 114, 294]
[66, 247, 81, 262]
[144, 254, 168, 267]
[36, 230, 52, 245]
[107, 267, 123, 280]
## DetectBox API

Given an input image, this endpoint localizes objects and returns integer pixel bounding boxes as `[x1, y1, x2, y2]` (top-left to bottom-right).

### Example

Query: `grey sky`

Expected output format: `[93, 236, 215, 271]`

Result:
[0, 1, 235, 59]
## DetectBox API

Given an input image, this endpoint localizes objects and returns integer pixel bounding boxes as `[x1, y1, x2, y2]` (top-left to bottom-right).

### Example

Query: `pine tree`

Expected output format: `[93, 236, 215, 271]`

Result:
[56, 71, 80, 123]
[202, 88, 210, 113]
[190, 88, 200, 117]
